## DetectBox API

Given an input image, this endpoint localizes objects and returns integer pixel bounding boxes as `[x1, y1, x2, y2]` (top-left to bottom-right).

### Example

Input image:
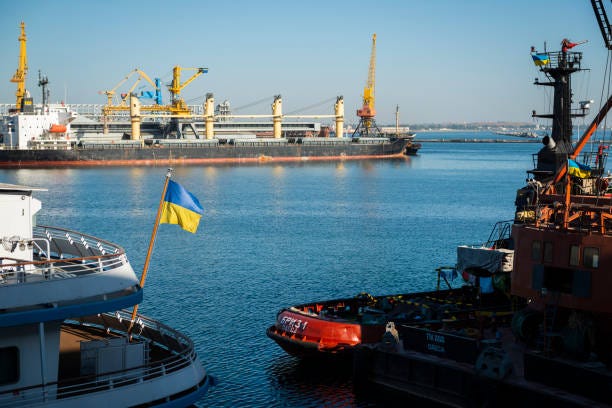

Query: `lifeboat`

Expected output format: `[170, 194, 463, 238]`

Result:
[49, 124, 67, 133]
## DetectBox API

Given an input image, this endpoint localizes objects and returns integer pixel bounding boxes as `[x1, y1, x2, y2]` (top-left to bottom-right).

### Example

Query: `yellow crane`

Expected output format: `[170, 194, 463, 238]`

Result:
[167, 66, 208, 115]
[102, 68, 165, 121]
[10, 22, 28, 112]
[102, 69, 160, 107]
[353, 34, 381, 137]
[101, 65, 207, 135]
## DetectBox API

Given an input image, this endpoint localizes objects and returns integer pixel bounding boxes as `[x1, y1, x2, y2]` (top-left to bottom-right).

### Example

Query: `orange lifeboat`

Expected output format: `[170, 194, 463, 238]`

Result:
[49, 124, 67, 133]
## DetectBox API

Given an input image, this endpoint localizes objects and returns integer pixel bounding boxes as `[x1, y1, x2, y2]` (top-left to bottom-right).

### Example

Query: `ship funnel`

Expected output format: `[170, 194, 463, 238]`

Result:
[542, 135, 556, 149]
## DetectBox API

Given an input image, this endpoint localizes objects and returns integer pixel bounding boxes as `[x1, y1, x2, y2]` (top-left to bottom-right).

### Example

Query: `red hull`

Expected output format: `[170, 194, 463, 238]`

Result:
[267, 287, 511, 357]
[266, 309, 374, 356]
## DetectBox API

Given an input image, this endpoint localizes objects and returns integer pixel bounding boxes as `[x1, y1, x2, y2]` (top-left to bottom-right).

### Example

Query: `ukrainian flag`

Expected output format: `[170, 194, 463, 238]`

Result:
[568, 159, 592, 179]
[532, 53, 549, 66]
[160, 180, 204, 233]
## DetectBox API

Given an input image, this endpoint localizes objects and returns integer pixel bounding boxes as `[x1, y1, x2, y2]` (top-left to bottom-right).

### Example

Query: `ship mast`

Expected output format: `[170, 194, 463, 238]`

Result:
[38, 70, 49, 110]
[395, 105, 399, 136]
[530, 40, 587, 181]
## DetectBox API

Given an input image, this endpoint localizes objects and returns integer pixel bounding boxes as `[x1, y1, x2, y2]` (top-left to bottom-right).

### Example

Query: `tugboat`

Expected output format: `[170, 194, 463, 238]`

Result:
[267, 222, 515, 357]
[0, 183, 211, 406]
[351, 3, 612, 406]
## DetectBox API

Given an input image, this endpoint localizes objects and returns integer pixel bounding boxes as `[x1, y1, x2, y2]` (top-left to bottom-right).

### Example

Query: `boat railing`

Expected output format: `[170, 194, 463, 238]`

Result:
[0, 225, 127, 284]
[483, 220, 513, 248]
[460, 220, 513, 250]
[0, 311, 201, 407]
[537, 51, 582, 70]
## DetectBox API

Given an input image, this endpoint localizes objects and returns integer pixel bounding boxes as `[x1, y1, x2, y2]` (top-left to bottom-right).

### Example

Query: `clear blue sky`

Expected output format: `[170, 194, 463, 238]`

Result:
[0, 1, 607, 125]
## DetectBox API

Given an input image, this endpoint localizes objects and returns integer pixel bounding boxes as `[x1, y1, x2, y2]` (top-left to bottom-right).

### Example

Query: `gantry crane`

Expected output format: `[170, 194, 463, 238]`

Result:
[10, 22, 28, 112]
[352, 34, 382, 137]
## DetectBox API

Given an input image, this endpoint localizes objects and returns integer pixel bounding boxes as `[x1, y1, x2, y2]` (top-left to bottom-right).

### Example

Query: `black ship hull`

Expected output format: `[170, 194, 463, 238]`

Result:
[0, 138, 418, 168]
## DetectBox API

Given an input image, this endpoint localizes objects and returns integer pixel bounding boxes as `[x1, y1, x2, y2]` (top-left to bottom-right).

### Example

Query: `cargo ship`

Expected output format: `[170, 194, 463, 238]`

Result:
[0, 96, 419, 168]
[0, 25, 419, 168]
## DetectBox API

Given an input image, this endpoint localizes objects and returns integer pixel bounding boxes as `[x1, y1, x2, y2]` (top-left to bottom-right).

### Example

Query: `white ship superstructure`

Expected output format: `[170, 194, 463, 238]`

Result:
[0, 183, 210, 407]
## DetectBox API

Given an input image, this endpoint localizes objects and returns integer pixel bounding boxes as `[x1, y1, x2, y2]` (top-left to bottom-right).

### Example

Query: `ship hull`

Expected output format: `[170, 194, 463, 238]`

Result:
[0, 138, 417, 168]
[267, 287, 510, 358]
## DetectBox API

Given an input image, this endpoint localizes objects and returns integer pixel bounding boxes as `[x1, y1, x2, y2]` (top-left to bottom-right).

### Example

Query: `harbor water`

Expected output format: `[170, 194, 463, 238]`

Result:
[0, 138, 538, 407]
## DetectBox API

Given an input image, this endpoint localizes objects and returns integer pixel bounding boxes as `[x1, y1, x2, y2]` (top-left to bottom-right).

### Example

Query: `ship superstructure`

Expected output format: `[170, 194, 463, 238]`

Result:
[0, 183, 211, 407]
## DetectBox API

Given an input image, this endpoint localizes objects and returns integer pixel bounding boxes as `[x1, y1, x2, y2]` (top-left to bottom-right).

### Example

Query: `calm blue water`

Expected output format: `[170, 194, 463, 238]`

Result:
[0, 138, 538, 407]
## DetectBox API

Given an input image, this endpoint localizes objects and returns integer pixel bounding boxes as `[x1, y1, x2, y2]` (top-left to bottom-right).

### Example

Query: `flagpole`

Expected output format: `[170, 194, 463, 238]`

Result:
[129, 168, 173, 333]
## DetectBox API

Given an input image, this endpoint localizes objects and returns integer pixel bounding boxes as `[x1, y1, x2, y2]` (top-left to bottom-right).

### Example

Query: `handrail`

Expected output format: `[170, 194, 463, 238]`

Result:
[0, 311, 201, 407]
[0, 225, 128, 284]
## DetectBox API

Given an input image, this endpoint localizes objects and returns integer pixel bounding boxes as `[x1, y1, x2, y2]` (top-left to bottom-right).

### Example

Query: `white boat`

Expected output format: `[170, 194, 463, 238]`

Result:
[0, 183, 211, 407]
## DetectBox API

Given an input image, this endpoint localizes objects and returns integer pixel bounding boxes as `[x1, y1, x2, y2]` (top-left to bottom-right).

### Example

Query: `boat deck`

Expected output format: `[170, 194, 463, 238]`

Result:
[0, 311, 209, 407]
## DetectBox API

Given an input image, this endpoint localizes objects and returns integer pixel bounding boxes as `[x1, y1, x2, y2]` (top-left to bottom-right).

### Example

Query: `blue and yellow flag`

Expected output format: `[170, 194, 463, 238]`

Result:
[568, 159, 591, 179]
[531, 53, 549, 66]
[160, 180, 204, 233]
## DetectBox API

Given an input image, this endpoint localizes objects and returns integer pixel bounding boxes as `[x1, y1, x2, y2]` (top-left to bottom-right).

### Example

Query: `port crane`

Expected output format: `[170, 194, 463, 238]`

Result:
[102, 66, 207, 137]
[352, 33, 382, 137]
[10, 22, 28, 112]
[167, 66, 208, 115]
[102, 69, 162, 109]
[102, 66, 206, 117]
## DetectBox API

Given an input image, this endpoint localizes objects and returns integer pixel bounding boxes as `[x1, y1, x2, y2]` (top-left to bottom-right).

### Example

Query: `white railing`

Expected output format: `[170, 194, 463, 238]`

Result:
[0, 226, 127, 284]
[0, 311, 202, 407]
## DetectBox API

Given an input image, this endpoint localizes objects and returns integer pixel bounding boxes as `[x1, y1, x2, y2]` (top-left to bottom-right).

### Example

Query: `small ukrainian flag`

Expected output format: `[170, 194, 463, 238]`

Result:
[160, 180, 204, 233]
[568, 159, 592, 179]
[531, 53, 550, 66]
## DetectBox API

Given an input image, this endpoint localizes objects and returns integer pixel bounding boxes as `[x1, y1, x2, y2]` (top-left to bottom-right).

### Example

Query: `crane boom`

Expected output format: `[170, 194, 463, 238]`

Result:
[592, 0, 612, 49]
[104, 69, 138, 106]
[104, 68, 162, 106]
[365, 33, 376, 110]
[10, 22, 28, 111]
[357, 34, 377, 120]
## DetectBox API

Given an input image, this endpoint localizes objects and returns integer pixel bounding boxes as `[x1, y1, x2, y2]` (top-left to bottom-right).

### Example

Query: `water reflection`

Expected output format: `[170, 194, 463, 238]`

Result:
[267, 355, 374, 408]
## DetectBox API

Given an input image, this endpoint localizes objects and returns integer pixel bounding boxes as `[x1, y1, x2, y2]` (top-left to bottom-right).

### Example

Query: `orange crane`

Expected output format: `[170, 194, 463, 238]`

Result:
[353, 34, 382, 137]
[10, 22, 28, 112]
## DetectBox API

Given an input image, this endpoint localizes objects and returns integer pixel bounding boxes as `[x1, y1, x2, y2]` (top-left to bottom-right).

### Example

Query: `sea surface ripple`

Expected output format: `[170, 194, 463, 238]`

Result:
[0, 139, 536, 407]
